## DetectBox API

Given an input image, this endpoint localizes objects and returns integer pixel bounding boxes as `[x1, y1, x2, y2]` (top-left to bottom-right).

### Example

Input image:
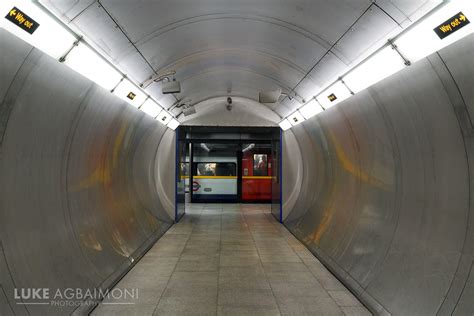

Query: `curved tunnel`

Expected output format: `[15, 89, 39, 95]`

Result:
[282, 34, 474, 315]
[1, 1, 474, 316]
[0, 29, 175, 315]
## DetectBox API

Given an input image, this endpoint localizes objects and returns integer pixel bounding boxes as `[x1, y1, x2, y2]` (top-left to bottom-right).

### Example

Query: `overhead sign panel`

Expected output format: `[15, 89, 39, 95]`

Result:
[434, 12, 470, 39]
[5, 7, 40, 35]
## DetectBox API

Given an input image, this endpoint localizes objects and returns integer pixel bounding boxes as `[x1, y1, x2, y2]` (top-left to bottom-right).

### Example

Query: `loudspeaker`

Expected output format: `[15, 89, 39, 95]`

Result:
[162, 80, 181, 94]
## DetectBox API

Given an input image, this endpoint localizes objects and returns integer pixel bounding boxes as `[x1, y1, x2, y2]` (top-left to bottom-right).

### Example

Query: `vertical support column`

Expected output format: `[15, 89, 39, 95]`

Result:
[190, 141, 194, 204]
[174, 128, 179, 223]
[237, 144, 243, 202]
[279, 129, 283, 223]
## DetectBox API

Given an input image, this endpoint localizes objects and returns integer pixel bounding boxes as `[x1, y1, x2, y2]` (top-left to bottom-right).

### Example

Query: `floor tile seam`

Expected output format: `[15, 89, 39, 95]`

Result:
[216, 207, 223, 315]
[241, 208, 284, 315]
[151, 208, 199, 315]
[278, 216, 347, 313]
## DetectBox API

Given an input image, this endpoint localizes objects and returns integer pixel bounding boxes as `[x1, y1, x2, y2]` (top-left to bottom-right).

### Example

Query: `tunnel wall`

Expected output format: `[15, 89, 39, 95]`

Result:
[284, 33, 474, 315]
[0, 29, 175, 315]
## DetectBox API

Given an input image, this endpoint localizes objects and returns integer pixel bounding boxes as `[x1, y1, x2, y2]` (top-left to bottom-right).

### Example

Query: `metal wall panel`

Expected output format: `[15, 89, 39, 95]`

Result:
[284, 33, 474, 315]
[0, 30, 174, 315]
[281, 130, 304, 221]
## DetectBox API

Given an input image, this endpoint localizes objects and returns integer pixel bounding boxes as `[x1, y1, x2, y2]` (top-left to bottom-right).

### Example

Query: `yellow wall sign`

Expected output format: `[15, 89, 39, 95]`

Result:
[126, 92, 136, 100]
[328, 94, 337, 102]
[434, 12, 470, 39]
[5, 7, 40, 34]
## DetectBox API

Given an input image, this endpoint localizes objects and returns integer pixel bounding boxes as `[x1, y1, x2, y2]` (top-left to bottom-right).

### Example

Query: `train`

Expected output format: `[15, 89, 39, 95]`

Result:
[180, 148, 274, 203]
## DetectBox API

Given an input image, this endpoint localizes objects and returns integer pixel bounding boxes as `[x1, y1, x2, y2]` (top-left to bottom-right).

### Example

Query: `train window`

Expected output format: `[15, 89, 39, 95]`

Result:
[195, 163, 236, 177]
[180, 163, 189, 176]
[253, 154, 268, 176]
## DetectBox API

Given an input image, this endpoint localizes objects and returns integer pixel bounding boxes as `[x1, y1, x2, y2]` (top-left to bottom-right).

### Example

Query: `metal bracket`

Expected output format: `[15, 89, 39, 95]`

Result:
[140, 70, 177, 89]
[388, 39, 411, 66]
[110, 76, 125, 93]
[340, 77, 355, 95]
[59, 37, 82, 63]
[281, 91, 306, 104]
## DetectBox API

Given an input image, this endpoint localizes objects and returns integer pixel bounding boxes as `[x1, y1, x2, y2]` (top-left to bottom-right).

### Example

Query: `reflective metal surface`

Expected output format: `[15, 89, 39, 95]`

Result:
[41, 0, 440, 120]
[284, 33, 474, 315]
[0, 29, 174, 315]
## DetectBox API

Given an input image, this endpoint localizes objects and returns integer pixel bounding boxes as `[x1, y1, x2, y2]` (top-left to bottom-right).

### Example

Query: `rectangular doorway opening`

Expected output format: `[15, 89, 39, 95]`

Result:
[175, 126, 282, 221]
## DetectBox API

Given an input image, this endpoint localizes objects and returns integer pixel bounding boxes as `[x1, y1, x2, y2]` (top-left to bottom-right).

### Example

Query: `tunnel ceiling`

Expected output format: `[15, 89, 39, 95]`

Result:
[41, 0, 440, 124]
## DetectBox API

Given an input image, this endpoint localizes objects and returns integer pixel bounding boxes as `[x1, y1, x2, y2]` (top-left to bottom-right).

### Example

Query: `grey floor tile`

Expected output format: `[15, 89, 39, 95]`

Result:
[269, 281, 329, 298]
[262, 262, 310, 273]
[260, 253, 302, 263]
[219, 273, 271, 290]
[328, 290, 363, 307]
[277, 297, 344, 316]
[219, 266, 265, 277]
[217, 305, 281, 316]
[94, 204, 366, 316]
[341, 306, 372, 316]
[92, 303, 156, 316]
[100, 288, 163, 305]
[266, 271, 318, 283]
[175, 258, 219, 272]
[153, 296, 217, 316]
[218, 288, 277, 307]
[316, 275, 347, 291]
[117, 274, 170, 290]
[220, 255, 261, 267]
[167, 271, 218, 287]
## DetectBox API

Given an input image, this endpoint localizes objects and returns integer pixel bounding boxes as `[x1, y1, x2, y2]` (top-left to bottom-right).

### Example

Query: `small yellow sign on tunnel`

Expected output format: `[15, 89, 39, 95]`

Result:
[127, 92, 136, 100]
[328, 94, 337, 102]
[434, 12, 470, 39]
[5, 7, 40, 34]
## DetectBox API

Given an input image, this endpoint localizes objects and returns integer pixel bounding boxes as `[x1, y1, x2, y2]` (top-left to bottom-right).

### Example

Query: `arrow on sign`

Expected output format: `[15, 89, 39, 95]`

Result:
[9, 9, 16, 16]
[460, 14, 467, 22]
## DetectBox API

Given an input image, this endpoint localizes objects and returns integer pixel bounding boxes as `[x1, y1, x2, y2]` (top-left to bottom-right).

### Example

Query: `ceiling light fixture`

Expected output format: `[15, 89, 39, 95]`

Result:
[0, 0, 181, 130]
[140, 99, 162, 117]
[64, 43, 122, 91]
[113, 79, 147, 108]
[278, 119, 292, 131]
[167, 118, 180, 130]
[279, 0, 473, 131]
[299, 99, 324, 119]
[0, 0, 76, 59]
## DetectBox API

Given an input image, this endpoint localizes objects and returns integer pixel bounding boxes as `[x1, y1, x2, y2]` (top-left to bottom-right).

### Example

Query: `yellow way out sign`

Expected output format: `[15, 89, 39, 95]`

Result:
[4, 7, 40, 34]
[434, 12, 470, 39]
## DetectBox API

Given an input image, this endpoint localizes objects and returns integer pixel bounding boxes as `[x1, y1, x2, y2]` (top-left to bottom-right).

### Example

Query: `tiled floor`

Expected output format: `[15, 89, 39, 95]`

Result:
[92, 204, 371, 316]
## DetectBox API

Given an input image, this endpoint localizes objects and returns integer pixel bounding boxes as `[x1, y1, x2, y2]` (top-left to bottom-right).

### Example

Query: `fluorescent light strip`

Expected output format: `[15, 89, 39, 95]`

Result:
[299, 99, 324, 119]
[280, 0, 474, 131]
[278, 119, 292, 131]
[140, 99, 162, 117]
[156, 111, 172, 125]
[316, 81, 352, 110]
[167, 118, 180, 130]
[288, 111, 305, 126]
[0, 0, 76, 59]
[0, 0, 180, 130]
[344, 46, 405, 93]
[395, 0, 474, 63]
[64, 43, 122, 91]
[113, 79, 147, 108]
